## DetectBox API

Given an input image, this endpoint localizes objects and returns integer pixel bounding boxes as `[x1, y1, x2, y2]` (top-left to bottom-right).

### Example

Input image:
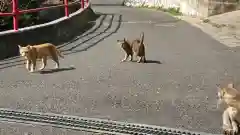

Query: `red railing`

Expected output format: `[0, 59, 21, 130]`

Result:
[0, 0, 89, 31]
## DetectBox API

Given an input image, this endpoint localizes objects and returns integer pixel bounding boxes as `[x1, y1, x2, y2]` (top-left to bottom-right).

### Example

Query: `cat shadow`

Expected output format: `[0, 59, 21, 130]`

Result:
[130, 60, 162, 64]
[145, 60, 162, 64]
[38, 66, 76, 74]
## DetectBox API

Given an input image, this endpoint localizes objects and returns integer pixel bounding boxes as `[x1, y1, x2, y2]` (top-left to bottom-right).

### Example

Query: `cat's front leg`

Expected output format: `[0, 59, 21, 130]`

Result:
[121, 54, 129, 62]
[223, 107, 240, 135]
[26, 60, 31, 71]
[30, 60, 36, 73]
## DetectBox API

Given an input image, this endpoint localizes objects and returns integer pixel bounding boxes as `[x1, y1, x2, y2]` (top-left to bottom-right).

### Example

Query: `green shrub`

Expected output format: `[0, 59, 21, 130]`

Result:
[0, 0, 40, 31]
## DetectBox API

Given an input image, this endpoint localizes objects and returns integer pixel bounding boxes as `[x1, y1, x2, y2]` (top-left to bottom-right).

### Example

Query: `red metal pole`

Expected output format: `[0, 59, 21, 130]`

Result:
[81, 0, 84, 8]
[12, 0, 18, 30]
[64, 0, 69, 17]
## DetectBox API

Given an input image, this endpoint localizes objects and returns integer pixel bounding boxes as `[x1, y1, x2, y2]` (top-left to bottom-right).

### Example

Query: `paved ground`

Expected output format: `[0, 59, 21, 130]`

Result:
[0, 121, 96, 135]
[177, 10, 240, 48]
[1, 1, 240, 135]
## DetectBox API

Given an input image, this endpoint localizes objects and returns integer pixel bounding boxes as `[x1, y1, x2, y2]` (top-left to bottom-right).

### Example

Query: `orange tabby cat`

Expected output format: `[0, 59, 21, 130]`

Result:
[18, 43, 64, 72]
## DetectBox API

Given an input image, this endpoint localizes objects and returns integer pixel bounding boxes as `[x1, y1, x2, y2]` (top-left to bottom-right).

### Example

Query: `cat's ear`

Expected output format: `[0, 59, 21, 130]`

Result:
[26, 45, 31, 49]
[18, 45, 22, 49]
[123, 38, 126, 42]
[228, 83, 234, 88]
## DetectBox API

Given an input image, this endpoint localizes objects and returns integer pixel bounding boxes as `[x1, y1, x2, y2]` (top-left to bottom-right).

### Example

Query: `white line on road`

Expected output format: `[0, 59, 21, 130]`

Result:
[92, 20, 177, 27]
[121, 21, 177, 27]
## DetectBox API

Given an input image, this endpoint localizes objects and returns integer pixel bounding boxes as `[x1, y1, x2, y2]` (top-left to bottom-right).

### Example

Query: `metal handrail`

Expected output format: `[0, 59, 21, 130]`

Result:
[0, 0, 89, 31]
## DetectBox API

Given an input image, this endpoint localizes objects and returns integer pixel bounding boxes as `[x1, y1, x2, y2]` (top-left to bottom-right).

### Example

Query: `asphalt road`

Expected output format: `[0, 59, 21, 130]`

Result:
[1, 1, 240, 134]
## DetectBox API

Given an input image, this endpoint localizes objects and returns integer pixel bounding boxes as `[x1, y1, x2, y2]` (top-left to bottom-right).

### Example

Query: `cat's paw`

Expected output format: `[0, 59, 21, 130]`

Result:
[128, 59, 133, 62]
[224, 128, 238, 135]
[121, 59, 126, 62]
[39, 67, 45, 70]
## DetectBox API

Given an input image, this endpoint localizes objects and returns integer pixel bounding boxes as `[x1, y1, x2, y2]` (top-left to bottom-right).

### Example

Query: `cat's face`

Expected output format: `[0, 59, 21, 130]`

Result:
[18, 45, 31, 57]
[117, 38, 129, 48]
[117, 39, 125, 45]
[217, 86, 226, 106]
[217, 83, 236, 108]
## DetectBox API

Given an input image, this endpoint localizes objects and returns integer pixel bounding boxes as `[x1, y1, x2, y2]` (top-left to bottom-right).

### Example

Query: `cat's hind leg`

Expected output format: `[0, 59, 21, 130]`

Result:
[39, 56, 47, 70]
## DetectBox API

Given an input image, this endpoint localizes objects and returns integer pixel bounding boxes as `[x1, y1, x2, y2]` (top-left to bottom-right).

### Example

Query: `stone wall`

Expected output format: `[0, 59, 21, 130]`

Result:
[124, 0, 240, 17]
[208, 0, 240, 16]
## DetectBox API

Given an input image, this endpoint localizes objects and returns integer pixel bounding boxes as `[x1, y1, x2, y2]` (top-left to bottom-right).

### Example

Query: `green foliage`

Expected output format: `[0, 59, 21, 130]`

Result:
[135, 4, 182, 16]
[164, 7, 182, 16]
[0, 0, 40, 31]
[156, 6, 182, 16]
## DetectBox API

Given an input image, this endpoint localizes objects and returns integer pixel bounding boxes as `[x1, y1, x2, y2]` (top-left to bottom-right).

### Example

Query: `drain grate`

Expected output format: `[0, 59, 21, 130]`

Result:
[0, 108, 218, 135]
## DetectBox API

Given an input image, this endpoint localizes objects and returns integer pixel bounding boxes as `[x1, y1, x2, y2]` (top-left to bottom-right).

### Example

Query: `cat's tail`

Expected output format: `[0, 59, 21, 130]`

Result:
[140, 32, 144, 45]
[55, 47, 64, 58]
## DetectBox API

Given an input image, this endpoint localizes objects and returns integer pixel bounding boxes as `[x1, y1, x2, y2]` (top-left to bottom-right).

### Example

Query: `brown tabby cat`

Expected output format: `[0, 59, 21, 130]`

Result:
[217, 83, 240, 135]
[18, 43, 64, 72]
[117, 32, 146, 63]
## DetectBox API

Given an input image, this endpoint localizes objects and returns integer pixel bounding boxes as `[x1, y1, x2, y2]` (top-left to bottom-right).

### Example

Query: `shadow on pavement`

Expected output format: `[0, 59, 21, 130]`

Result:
[38, 66, 76, 74]
[145, 60, 162, 64]
[57, 13, 108, 50]
[0, 62, 23, 70]
[62, 13, 123, 55]
[129, 60, 162, 64]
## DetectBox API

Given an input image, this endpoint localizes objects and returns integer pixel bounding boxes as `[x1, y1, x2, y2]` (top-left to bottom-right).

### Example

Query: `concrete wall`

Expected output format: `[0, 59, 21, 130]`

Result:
[208, 0, 240, 16]
[0, 5, 99, 60]
[179, 0, 208, 17]
[124, 0, 240, 17]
